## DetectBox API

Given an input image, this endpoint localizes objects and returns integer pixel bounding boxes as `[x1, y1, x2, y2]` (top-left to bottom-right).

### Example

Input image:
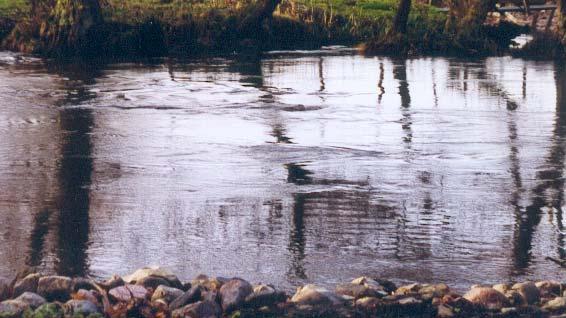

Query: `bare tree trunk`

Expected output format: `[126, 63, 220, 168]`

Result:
[392, 0, 412, 35]
[558, 0, 566, 39]
[445, 0, 496, 36]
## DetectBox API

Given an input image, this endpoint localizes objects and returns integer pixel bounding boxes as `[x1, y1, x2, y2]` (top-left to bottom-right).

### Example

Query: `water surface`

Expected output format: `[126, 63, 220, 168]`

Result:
[0, 49, 565, 291]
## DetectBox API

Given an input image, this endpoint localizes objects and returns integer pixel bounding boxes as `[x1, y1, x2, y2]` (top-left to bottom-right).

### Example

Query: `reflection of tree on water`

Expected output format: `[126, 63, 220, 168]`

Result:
[56, 105, 94, 276]
[26, 63, 98, 277]
[288, 193, 307, 280]
[378, 62, 385, 104]
[232, 57, 295, 144]
[393, 60, 412, 146]
[512, 62, 566, 270]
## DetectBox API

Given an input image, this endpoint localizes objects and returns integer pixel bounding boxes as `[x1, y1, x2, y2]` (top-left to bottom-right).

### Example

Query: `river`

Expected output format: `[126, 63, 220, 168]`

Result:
[0, 48, 565, 292]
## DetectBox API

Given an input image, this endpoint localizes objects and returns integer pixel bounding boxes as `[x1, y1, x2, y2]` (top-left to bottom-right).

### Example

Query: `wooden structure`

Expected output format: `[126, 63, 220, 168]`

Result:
[436, 1, 558, 31]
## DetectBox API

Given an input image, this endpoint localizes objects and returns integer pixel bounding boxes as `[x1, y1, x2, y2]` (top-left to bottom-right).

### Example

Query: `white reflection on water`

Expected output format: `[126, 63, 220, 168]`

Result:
[0, 51, 564, 291]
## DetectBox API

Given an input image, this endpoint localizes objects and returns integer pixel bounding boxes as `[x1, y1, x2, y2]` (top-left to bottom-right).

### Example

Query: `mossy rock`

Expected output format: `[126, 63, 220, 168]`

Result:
[32, 304, 64, 318]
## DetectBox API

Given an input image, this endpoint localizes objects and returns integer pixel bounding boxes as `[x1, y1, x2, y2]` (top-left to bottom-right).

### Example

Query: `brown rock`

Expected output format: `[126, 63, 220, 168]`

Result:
[151, 285, 184, 303]
[170, 285, 203, 311]
[463, 287, 510, 311]
[543, 296, 566, 312]
[492, 283, 510, 294]
[13, 273, 40, 297]
[14, 292, 46, 309]
[395, 283, 420, 295]
[0, 277, 11, 301]
[73, 289, 99, 305]
[512, 282, 540, 305]
[191, 275, 225, 292]
[37, 276, 73, 301]
[437, 304, 454, 318]
[124, 267, 183, 289]
[291, 284, 345, 306]
[244, 284, 286, 308]
[137, 275, 171, 290]
[418, 284, 450, 299]
[536, 281, 562, 298]
[219, 278, 253, 312]
[109, 286, 132, 303]
[0, 300, 30, 317]
[171, 300, 221, 318]
[64, 299, 100, 316]
[99, 274, 124, 290]
[127, 284, 149, 300]
[355, 296, 381, 311]
[109, 284, 148, 303]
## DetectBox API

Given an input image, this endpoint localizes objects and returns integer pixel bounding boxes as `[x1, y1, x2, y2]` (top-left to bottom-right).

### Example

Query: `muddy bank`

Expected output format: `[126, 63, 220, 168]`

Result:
[1, 266, 566, 317]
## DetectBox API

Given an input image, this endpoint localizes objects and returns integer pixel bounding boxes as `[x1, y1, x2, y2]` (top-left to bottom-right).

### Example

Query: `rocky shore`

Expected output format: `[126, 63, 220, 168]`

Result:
[0, 267, 566, 317]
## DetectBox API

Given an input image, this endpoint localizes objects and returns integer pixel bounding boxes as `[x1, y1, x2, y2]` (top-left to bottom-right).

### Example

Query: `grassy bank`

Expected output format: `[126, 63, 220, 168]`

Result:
[0, 0, 530, 57]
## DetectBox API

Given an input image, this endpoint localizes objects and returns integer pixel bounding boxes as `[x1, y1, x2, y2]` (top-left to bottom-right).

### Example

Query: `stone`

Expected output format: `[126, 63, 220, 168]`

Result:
[72, 277, 97, 292]
[34, 303, 64, 318]
[437, 304, 454, 317]
[418, 284, 450, 299]
[37, 276, 73, 301]
[99, 274, 124, 290]
[375, 279, 397, 294]
[124, 266, 183, 289]
[0, 277, 11, 301]
[219, 278, 253, 312]
[191, 275, 225, 292]
[137, 275, 171, 290]
[395, 283, 420, 295]
[505, 290, 525, 306]
[14, 292, 46, 309]
[109, 285, 132, 303]
[202, 290, 218, 303]
[109, 284, 148, 303]
[13, 273, 40, 297]
[493, 283, 510, 294]
[64, 299, 100, 316]
[291, 284, 346, 306]
[73, 289, 99, 305]
[170, 285, 203, 311]
[398, 296, 422, 305]
[544, 297, 566, 312]
[442, 296, 478, 314]
[501, 307, 517, 315]
[463, 287, 510, 311]
[0, 300, 30, 317]
[511, 282, 540, 305]
[336, 283, 382, 299]
[151, 285, 184, 303]
[355, 296, 381, 311]
[152, 298, 169, 312]
[244, 284, 286, 308]
[127, 283, 149, 300]
[351, 277, 382, 290]
[536, 281, 563, 298]
[171, 300, 221, 318]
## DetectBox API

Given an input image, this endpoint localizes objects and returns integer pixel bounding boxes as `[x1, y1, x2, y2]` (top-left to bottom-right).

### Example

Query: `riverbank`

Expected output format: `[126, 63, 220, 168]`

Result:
[0, 0, 542, 58]
[1, 266, 566, 317]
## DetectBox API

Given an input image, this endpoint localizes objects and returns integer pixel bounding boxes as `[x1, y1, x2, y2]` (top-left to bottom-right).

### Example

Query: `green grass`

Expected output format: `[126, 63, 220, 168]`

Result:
[0, 0, 441, 23]
[0, 0, 28, 18]
[0, 0, 448, 53]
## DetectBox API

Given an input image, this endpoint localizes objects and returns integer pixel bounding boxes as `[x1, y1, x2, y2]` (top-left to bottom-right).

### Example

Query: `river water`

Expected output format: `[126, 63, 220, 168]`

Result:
[0, 48, 565, 291]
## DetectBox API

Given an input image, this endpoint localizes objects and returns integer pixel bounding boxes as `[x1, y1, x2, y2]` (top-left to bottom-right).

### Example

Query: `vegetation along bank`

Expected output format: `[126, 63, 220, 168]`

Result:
[0, 0, 563, 58]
